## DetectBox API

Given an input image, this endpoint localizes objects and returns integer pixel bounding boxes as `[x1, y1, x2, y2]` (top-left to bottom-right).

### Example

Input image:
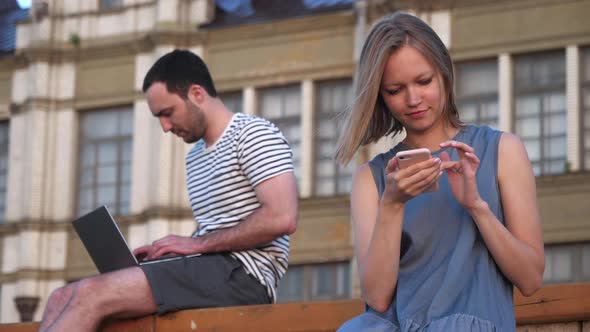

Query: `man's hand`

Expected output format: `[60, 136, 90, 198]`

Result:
[133, 235, 200, 261]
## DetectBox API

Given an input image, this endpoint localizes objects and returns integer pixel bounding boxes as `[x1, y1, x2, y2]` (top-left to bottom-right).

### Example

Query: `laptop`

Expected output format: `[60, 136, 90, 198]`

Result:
[72, 205, 200, 273]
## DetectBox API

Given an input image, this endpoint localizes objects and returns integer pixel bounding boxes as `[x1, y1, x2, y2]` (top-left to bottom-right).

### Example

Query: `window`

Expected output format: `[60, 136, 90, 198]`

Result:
[259, 85, 301, 178]
[77, 107, 133, 217]
[582, 47, 590, 170]
[455, 59, 499, 128]
[220, 90, 243, 113]
[544, 242, 590, 284]
[514, 51, 566, 175]
[99, 0, 123, 10]
[277, 262, 350, 303]
[314, 79, 354, 196]
[0, 121, 8, 223]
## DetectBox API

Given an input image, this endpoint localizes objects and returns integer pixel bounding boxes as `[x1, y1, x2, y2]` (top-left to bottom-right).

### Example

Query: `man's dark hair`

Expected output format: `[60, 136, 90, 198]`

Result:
[142, 49, 218, 98]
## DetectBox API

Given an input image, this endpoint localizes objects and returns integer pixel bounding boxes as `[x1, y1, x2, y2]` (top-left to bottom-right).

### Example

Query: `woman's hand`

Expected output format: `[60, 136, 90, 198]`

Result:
[439, 140, 483, 210]
[381, 155, 442, 205]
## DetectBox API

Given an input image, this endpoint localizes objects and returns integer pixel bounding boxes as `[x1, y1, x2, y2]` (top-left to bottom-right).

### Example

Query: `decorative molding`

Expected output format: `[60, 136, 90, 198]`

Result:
[0, 269, 65, 284]
[214, 64, 354, 93]
[536, 171, 590, 194]
[7, 30, 206, 67]
[8, 91, 152, 115]
[0, 56, 22, 71]
[0, 222, 70, 236]
[0, 206, 194, 234]
[73, 93, 136, 112]
[289, 246, 353, 265]
[17, 1, 156, 22]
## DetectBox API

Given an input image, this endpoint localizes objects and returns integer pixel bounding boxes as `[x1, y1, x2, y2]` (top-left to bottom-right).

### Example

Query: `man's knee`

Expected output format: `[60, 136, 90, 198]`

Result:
[44, 282, 78, 313]
[48, 276, 104, 310]
[76, 276, 107, 303]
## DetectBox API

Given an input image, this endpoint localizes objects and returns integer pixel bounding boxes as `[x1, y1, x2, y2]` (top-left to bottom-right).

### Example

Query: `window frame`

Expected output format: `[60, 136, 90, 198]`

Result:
[277, 261, 351, 303]
[75, 106, 133, 217]
[543, 242, 590, 284]
[312, 78, 354, 197]
[98, 0, 123, 11]
[454, 58, 499, 128]
[258, 84, 302, 178]
[512, 50, 567, 175]
[219, 90, 244, 114]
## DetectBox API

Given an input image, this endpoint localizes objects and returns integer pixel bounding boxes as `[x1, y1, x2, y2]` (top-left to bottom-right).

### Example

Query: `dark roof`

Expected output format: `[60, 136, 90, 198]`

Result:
[0, 0, 29, 56]
[204, 0, 353, 29]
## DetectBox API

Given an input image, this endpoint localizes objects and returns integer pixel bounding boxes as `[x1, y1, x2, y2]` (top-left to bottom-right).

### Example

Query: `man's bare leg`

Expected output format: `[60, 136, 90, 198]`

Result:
[38, 267, 157, 332]
[39, 282, 78, 329]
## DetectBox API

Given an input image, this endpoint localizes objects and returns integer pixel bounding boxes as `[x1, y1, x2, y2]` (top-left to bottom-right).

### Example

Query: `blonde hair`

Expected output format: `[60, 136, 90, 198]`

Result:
[335, 13, 462, 165]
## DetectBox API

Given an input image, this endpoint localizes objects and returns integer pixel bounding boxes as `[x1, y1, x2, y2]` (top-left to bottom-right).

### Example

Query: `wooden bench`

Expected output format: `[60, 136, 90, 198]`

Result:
[1, 283, 589, 331]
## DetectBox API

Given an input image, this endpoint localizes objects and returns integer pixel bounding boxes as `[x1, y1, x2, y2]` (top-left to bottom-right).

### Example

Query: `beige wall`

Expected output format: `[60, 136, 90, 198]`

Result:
[537, 173, 590, 244]
[75, 55, 135, 109]
[451, 0, 590, 60]
[207, 13, 355, 91]
[0, 70, 11, 116]
[290, 197, 352, 264]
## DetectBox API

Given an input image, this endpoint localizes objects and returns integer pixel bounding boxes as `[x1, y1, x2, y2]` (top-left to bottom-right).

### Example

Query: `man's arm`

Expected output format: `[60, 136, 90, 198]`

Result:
[134, 171, 298, 260]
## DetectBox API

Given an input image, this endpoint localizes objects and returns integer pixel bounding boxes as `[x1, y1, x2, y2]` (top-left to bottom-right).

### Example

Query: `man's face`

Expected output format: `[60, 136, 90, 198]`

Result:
[145, 82, 207, 143]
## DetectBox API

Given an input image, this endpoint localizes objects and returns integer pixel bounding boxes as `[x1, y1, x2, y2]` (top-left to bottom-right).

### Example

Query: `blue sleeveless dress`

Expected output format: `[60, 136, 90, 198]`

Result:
[338, 125, 515, 331]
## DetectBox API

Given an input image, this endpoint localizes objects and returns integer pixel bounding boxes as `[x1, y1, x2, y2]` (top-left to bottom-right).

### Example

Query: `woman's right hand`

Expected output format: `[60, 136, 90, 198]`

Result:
[381, 156, 442, 205]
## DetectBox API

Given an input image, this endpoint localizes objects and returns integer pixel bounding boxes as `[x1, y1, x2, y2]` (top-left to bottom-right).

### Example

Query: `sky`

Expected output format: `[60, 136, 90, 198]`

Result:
[17, 0, 31, 9]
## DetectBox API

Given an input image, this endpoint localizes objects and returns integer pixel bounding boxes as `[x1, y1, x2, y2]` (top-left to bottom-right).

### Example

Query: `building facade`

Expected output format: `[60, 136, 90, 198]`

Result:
[0, 0, 588, 323]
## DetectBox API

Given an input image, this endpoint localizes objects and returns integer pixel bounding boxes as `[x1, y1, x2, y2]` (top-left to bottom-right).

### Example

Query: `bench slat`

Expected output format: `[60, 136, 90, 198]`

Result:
[155, 300, 364, 332]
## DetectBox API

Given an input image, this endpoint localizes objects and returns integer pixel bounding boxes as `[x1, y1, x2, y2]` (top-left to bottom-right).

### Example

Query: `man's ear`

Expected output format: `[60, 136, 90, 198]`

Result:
[187, 84, 205, 105]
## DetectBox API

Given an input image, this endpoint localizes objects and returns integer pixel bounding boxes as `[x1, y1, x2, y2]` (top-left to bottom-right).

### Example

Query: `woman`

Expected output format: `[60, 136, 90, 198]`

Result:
[335, 13, 544, 331]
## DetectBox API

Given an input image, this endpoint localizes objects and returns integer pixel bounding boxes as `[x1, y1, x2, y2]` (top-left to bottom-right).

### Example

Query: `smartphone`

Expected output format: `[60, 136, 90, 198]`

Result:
[395, 148, 438, 192]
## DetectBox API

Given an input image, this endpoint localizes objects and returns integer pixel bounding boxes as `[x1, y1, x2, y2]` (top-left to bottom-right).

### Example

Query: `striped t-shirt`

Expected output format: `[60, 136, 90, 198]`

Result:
[186, 112, 294, 302]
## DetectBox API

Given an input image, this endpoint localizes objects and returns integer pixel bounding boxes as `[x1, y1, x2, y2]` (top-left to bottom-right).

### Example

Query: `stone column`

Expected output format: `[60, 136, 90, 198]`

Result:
[300, 79, 314, 198]
[498, 53, 513, 133]
[566, 45, 581, 171]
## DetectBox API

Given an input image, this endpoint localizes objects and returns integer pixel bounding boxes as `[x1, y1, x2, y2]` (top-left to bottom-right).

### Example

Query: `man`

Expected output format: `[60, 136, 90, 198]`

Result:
[39, 49, 298, 332]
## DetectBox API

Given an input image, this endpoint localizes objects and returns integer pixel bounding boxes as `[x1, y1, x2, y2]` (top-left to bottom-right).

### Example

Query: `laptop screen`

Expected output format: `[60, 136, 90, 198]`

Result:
[72, 206, 138, 273]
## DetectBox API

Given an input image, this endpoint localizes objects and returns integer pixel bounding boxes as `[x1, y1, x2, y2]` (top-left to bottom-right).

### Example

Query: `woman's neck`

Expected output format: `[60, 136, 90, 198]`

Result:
[402, 124, 461, 151]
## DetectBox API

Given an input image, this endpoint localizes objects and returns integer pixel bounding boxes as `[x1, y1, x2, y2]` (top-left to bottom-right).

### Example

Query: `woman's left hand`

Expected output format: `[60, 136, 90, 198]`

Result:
[439, 140, 483, 210]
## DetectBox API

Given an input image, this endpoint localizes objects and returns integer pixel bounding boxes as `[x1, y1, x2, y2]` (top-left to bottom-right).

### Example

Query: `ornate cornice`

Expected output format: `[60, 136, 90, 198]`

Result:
[5, 28, 207, 68]
[17, 1, 156, 23]
[0, 268, 66, 284]
[0, 206, 194, 236]
[536, 171, 590, 195]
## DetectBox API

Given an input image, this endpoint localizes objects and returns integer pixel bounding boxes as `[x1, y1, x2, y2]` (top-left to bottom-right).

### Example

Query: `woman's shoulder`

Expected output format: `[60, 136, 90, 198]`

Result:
[458, 124, 504, 152]
[460, 124, 502, 139]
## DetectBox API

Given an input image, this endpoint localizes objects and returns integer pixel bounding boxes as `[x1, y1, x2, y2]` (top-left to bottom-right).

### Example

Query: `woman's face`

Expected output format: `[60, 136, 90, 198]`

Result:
[380, 45, 445, 134]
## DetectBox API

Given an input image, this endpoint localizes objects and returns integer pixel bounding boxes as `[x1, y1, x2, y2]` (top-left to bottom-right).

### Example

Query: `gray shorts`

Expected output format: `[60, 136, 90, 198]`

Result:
[140, 253, 270, 315]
